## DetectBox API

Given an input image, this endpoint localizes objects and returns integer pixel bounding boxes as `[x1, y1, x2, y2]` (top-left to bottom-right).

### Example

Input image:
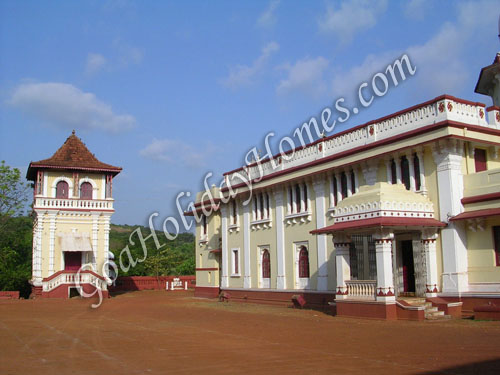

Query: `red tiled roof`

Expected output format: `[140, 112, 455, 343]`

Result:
[310, 217, 446, 234]
[26, 131, 121, 180]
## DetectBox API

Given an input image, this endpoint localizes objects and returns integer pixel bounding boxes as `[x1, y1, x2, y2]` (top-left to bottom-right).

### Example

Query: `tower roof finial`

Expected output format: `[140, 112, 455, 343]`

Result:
[72, 129, 75, 135]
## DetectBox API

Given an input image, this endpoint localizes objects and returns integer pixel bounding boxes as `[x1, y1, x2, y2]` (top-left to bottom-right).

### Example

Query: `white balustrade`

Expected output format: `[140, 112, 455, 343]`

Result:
[34, 197, 114, 210]
[346, 280, 377, 300]
[42, 271, 107, 292]
[226, 98, 492, 184]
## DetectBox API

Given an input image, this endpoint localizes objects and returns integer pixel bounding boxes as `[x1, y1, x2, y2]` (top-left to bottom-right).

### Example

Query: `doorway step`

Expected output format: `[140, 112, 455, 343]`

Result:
[400, 297, 451, 320]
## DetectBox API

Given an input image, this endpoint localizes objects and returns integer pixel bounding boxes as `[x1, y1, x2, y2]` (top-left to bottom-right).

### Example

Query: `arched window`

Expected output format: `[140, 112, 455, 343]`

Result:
[401, 156, 410, 190]
[80, 182, 93, 200]
[56, 181, 69, 199]
[262, 249, 270, 279]
[298, 246, 309, 278]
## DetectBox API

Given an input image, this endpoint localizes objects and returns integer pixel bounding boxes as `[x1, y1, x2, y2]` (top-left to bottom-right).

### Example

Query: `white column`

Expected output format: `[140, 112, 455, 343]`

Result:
[243, 202, 252, 288]
[92, 213, 99, 270]
[292, 185, 298, 214]
[48, 213, 56, 275]
[103, 214, 111, 278]
[287, 187, 292, 215]
[299, 184, 305, 212]
[313, 178, 328, 291]
[275, 189, 286, 289]
[353, 168, 359, 193]
[33, 213, 43, 285]
[395, 156, 402, 185]
[416, 148, 427, 195]
[422, 229, 439, 298]
[329, 175, 335, 208]
[256, 194, 261, 221]
[346, 169, 353, 197]
[333, 234, 351, 299]
[385, 156, 392, 184]
[374, 230, 395, 302]
[408, 152, 416, 191]
[221, 205, 229, 288]
[335, 172, 342, 203]
[433, 139, 468, 293]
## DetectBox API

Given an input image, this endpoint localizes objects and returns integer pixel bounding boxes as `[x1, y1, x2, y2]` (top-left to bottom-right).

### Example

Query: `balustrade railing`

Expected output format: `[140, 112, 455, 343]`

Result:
[346, 280, 376, 300]
[34, 197, 113, 210]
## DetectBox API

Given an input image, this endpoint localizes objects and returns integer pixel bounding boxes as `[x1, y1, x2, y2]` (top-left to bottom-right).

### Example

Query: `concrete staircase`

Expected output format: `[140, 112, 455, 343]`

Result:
[403, 298, 451, 320]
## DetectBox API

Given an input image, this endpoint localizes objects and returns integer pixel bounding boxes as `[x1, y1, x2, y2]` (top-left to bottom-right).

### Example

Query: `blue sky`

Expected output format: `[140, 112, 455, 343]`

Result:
[0, 0, 499, 227]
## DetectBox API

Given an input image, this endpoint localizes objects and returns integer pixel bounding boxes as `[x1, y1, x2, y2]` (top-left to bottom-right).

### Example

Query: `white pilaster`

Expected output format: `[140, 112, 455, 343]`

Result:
[92, 213, 99, 270]
[48, 213, 56, 275]
[329, 175, 335, 208]
[243, 202, 252, 288]
[274, 189, 286, 289]
[416, 148, 427, 195]
[385, 156, 392, 184]
[395, 156, 402, 185]
[336, 172, 342, 202]
[333, 234, 351, 299]
[433, 139, 468, 293]
[32, 213, 44, 285]
[346, 169, 353, 197]
[313, 178, 328, 291]
[299, 184, 305, 212]
[221, 205, 229, 288]
[353, 168, 359, 193]
[374, 230, 395, 302]
[422, 229, 439, 297]
[43, 173, 48, 196]
[408, 153, 416, 191]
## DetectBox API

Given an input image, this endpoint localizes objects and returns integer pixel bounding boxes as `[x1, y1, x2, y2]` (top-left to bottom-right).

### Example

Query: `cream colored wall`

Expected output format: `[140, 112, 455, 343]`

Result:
[45, 171, 104, 199]
[467, 218, 500, 282]
[195, 211, 221, 288]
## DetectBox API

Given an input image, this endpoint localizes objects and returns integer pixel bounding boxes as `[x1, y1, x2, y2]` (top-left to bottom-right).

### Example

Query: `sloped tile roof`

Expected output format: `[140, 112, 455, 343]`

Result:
[27, 131, 121, 180]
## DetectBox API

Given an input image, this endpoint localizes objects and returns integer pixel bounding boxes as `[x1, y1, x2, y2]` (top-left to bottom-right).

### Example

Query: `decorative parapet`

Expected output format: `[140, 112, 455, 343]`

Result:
[224, 95, 492, 186]
[34, 197, 114, 211]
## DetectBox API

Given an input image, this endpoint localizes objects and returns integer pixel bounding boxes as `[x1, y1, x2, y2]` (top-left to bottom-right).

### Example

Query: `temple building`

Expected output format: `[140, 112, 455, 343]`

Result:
[27, 131, 121, 298]
[188, 54, 500, 320]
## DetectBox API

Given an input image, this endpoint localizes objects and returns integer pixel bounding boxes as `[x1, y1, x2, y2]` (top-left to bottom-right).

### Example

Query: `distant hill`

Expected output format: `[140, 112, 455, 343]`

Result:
[109, 224, 195, 277]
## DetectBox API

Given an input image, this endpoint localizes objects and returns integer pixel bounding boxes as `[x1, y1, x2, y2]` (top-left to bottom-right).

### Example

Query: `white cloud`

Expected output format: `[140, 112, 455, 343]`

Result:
[139, 138, 215, 169]
[330, 0, 500, 100]
[257, 0, 280, 28]
[402, 0, 431, 21]
[85, 53, 107, 75]
[221, 41, 279, 88]
[318, 0, 387, 42]
[277, 56, 329, 96]
[8, 82, 135, 133]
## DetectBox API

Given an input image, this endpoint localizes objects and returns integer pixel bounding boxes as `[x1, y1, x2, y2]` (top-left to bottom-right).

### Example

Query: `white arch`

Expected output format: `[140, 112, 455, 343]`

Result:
[52, 177, 73, 198]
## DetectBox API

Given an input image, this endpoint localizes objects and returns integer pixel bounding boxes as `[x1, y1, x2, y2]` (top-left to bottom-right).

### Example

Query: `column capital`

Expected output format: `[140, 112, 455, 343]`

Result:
[373, 229, 394, 242]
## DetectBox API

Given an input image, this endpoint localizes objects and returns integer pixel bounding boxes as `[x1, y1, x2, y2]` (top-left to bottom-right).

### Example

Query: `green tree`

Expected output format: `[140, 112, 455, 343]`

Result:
[0, 160, 29, 230]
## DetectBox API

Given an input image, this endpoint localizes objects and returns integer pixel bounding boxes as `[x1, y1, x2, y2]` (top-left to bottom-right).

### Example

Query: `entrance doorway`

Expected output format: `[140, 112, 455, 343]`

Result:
[64, 252, 82, 271]
[401, 240, 415, 295]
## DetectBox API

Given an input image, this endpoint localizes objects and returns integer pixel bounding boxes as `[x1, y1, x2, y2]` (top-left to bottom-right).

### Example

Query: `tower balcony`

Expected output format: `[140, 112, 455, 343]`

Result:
[34, 197, 114, 211]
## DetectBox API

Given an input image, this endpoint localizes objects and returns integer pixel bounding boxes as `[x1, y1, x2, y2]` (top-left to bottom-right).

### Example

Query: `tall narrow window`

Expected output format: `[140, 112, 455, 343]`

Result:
[413, 154, 421, 191]
[262, 249, 270, 279]
[350, 171, 356, 194]
[56, 181, 69, 199]
[340, 172, 348, 199]
[401, 156, 410, 190]
[298, 246, 309, 278]
[493, 226, 500, 266]
[265, 193, 270, 219]
[259, 193, 264, 220]
[474, 148, 487, 172]
[333, 176, 338, 205]
[295, 184, 301, 212]
[391, 159, 397, 184]
[253, 197, 258, 219]
[232, 201, 238, 225]
[303, 184, 308, 211]
[80, 182, 92, 200]
[202, 215, 207, 236]
[232, 249, 239, 275]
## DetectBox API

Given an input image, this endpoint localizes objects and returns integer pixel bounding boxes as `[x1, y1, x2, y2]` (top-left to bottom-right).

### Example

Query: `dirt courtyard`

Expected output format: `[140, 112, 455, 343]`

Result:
[1, 291, 499, 374]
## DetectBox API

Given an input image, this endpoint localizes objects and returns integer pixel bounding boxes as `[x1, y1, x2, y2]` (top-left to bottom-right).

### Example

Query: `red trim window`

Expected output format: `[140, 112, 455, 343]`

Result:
[298, 246, 309, 278]
[80, 182, 93, 200]
[474, 148, 487, 172]
[262, 249, 270, 279]
[56, 180, 69, 199]
[232, 249, 239, 275]
[493, 226, 500, 266]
